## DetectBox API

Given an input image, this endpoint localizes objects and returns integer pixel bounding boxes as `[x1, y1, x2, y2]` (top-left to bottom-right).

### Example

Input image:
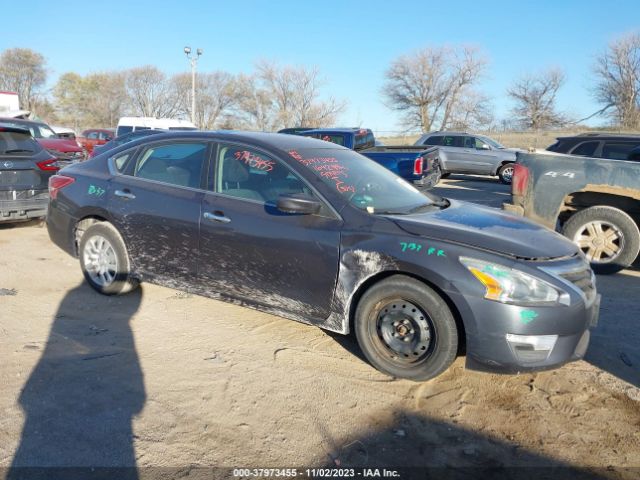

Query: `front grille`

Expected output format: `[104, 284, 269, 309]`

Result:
[559, 266, 597, 304]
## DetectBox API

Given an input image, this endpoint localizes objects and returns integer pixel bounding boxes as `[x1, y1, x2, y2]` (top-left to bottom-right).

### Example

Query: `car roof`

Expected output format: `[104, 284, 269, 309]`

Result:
[555, 134, 640, 142]
[0, 117, 46, 127]
[107, 130, 349, 154]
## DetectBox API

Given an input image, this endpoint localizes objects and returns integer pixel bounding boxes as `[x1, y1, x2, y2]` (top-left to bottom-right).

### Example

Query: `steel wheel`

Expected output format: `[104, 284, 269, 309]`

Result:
[573, 220, 624, 263]
[354, 275, 458, 381]
[375, 300, 434, 363]
[83, 234, 119, 287]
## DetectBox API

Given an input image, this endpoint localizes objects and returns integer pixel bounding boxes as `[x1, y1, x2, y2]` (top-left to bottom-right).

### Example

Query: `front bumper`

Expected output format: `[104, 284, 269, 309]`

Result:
[0, 190, 48, 223]
[445, 257, 600, 374]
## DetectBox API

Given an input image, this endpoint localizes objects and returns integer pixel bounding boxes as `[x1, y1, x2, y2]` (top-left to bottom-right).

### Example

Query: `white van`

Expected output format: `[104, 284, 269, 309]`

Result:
[116, 117, 197, 137]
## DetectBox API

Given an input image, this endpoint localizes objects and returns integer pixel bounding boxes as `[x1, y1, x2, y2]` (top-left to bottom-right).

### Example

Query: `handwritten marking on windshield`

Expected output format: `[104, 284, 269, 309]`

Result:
[288, 150, 356, 193]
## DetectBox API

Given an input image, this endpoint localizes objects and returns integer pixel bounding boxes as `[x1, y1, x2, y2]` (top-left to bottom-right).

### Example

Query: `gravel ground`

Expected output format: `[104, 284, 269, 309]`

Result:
[0, 176, 638, 479]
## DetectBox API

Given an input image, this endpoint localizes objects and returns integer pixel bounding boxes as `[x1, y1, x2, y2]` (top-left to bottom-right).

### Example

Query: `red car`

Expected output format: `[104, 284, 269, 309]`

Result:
[77, 128, 115, 155]
[0, 117, 85, 165]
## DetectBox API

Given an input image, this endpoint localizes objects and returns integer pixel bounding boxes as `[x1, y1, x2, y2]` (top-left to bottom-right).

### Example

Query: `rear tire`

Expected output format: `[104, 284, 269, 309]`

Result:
[498, 163, 515, 185]
[562, 206, 640, 274]
[79, 222, 139, 295]
[354, 275, 458, 381]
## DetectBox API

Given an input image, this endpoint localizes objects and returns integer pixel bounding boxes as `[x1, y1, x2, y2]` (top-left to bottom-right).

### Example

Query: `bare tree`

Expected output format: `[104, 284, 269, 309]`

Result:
[124, 66, 182, 118]
[175, 71, 239, 129]
[53, 71, 127, 130]
[447, 90, 495, 131]
[0, 48, 47, 111]
[593, 32, 640, 129]
[256, 61, 346, 129]
[507, 69, 567, 130]
[230, 74, 277, 131]
[382, 46, 488, 131]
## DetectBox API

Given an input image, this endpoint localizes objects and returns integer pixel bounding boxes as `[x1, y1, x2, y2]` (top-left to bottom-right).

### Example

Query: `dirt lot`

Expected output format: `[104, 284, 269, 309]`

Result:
[0, 176, 639, 478]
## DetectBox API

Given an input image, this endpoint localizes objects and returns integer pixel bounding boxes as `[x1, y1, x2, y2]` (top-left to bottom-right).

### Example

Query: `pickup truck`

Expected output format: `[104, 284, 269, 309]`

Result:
[287, 128, 435, 187]
[503, 148, 640, 274]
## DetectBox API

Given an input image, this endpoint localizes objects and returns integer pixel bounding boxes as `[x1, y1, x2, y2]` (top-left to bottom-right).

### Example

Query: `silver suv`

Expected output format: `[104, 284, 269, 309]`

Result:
[415, 132, 525, 184]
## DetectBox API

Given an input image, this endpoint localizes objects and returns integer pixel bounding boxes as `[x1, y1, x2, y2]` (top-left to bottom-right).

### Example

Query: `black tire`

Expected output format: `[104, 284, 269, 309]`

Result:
[562, 206, 640, 274]
[79, 222, 139, 295]
[354, 275, 458, 381]
[498, 163, 515, 185]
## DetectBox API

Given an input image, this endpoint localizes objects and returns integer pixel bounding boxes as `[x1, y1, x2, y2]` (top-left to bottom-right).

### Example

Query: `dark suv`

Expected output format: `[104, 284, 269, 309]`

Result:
[0, 125, 59, 223]
[546, 133, 640, 160]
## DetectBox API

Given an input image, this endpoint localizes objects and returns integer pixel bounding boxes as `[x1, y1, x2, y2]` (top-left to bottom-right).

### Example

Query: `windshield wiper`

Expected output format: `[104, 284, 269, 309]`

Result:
[407, 199, 450, 214]
[3, 149, 34, 154]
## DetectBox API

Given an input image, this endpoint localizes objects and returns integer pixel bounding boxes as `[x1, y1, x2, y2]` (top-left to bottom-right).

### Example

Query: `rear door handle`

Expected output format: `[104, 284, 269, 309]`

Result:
[204, 211, 231, 223]
[114, 189, 136, 200]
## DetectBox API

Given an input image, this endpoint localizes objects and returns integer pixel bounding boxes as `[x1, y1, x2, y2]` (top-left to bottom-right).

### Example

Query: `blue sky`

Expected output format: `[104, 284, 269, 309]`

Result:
[2, 0, 639, 133]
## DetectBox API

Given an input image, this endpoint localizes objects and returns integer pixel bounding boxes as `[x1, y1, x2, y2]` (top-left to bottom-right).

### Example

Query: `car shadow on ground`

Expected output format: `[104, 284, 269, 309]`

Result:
[586, 270, 640, 389]
[0, 219, 45, 231]
[317, 411, 608, 478]
[6, 283, 145, 480]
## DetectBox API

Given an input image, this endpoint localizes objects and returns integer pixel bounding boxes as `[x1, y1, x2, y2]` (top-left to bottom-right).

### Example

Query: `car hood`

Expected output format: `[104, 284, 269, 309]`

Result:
[390, 200, 577, 260]
[37, 138, 82, 152]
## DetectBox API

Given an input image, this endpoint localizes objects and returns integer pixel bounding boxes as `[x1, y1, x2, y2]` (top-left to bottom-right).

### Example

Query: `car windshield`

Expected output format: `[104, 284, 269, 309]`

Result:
[0, 131, 38, 154]
[287, 148, 443, 214]
[478, 135, 505, 149]
[26, 123, 58, 139]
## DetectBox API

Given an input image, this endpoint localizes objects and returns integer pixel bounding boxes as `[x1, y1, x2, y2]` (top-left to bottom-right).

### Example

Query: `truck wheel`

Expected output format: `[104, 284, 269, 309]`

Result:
[562, 206, 640, 274]
[498, 163, 515, 185]
[354, 275, 458, 381]
[79, 222, 139, 295]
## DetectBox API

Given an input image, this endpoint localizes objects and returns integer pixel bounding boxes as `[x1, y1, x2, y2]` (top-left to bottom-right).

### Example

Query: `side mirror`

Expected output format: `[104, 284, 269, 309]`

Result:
[479, 143, 491, 150]
[277, 194, 322, 215]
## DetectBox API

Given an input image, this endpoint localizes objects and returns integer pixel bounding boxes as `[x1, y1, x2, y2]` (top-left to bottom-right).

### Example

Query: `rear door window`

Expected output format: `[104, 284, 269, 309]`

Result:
[422, 136, 442, 146]
[601, 142, 640, 160]
[570, 141, 600, 157]
[133, 142, 208, 189]
[441, 136, 461, 147]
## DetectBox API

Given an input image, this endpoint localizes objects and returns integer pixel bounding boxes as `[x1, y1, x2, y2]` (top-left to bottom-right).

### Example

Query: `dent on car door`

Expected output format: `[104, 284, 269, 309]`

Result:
[107, 141, 210, 280]
[198, 142, 342, 321]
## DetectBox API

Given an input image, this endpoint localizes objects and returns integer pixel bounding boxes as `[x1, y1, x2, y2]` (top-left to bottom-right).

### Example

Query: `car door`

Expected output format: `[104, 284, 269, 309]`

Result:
[107, 140, 211, 281]
[439, 135, 465, 172]
[198, 142, 342, 320]
[457, 136, 496, 174]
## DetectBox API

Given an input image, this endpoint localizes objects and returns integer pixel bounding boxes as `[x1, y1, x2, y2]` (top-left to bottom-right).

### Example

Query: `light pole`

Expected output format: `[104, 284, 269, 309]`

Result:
[184, 46, 203, 125]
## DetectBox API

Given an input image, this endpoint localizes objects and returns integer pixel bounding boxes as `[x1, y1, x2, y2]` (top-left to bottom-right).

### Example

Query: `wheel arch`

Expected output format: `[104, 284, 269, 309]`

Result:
[73, 210, 112, 256]
[560, 189, 640, 227]
[347, 270, 466, 355]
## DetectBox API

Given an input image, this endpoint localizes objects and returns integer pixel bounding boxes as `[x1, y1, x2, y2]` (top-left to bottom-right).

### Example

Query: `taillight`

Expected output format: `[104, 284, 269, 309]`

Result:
[413, 156, 424, 175]
[512, 163, 530, 196]
[48, 175, 75, 200]
[37, 157, 60, 171]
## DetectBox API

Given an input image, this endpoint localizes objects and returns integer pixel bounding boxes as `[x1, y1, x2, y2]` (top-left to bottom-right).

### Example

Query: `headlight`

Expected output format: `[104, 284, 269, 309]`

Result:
[460, 257, 568, 306]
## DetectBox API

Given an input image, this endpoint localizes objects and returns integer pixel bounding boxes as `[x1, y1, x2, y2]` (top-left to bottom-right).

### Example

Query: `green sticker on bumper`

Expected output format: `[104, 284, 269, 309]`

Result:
[520, 310, 539, 324]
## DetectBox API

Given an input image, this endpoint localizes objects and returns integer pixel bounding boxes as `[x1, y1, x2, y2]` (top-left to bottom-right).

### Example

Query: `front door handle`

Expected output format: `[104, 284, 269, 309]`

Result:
[204, 211, 231, 223]
[114, 189, 136, 200]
